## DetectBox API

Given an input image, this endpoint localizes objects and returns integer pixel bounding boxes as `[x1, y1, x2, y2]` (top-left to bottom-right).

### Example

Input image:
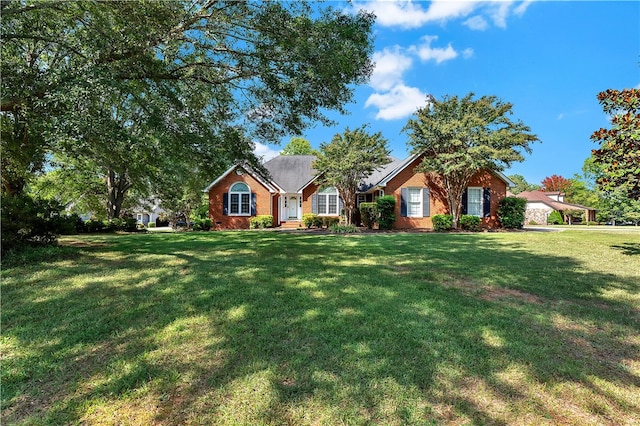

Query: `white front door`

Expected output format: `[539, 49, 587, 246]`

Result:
[288, 196, 298, 219]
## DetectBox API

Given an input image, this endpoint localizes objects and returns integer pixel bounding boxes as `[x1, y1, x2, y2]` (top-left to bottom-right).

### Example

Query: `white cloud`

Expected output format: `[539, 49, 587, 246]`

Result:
[464, 15, 489, 31]
[253, 142, 280, 162]
[411, 35, 458, 64]
[370, 46, 413, 91]
[365, 84, 428, 120]
[354, 0, 535, 30]
[462, 48, 475, 59]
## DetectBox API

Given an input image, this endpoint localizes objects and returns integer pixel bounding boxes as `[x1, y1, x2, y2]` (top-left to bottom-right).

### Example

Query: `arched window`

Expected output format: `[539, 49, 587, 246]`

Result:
[317, 186, 338, 215]
[229, 182, 251, 215]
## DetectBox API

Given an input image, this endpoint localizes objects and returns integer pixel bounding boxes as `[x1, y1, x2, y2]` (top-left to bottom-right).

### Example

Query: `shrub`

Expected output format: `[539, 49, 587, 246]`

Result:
[497, 196, 527, 229]
[376, 195, 396, 230]
[1, 194, 66, 254]
[528, 220, 539, 225]
[85, 219, 106, 233]
[547, 210, 563, 225]
[322, 217, 340, 228]
[193, 218, 213, 231]
[460, 215, 481, 231]
[359, 202, 378, 229]
[302, 213, 318, 229]
[432, 214, 453, 231]
[249, 215, 273, 229]
[329, 224, 360, 234]
[148, 222, 156, 228]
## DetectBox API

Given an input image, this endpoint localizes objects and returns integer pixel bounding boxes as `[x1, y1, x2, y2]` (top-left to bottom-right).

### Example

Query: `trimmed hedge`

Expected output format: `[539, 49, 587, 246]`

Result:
[249, 215, 273, 229]
[432, 214, 453, 231]
[498, 196, 527, 229]
[376, 196, 396, 230]
[359, 202, 378, 229]
[547, 210, 563, 225]
[459, 215, 481, 231]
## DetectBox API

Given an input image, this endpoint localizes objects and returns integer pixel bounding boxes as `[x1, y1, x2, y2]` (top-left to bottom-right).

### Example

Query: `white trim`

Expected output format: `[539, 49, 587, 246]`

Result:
[203, 164, 281, 193]
[406, 187, 423, 218]
[228, 181, 252, 216]
[466, 187, 483, 217]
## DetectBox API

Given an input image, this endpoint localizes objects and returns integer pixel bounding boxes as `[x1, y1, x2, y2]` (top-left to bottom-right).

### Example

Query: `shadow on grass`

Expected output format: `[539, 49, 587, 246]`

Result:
[612, 242, 640, 256]
[2, 232, 639, 424]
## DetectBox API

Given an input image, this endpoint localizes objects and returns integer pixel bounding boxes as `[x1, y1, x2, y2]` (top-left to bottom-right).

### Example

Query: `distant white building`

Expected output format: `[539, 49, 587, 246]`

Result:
[132, 199, 164, 225]
[516, 191, 596, 224]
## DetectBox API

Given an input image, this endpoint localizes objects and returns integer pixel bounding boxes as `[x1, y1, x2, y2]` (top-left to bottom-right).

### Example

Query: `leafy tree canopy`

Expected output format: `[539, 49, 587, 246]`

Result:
[313, 125, 390, 225]
[1, 0, 375, 217]
[540, 174, 572, 193]
[507, 174, 540, 194]
[404, 93, 538, 227]
[281, 137, 319, 156]
[591, 88, 640, 199]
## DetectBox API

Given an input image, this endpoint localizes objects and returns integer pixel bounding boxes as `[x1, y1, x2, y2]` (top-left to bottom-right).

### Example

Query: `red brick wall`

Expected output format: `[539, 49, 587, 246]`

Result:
[385, 156, 507, 229]
[208, 168, 276, 229]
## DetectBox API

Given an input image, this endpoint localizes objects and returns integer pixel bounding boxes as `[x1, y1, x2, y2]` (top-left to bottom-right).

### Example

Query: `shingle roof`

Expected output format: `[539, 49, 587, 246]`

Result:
[517, 190, 595, 211]
[263, 155, 317, 193]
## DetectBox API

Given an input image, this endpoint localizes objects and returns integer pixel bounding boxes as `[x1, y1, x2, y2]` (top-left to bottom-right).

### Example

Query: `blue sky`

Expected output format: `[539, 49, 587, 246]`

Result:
[255, 0, 640, 185]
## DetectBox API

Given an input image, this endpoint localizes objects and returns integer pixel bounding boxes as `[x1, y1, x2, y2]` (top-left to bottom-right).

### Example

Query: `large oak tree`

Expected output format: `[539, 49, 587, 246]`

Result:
[404, 93, 538, 228]
[1, 1, 375, 217]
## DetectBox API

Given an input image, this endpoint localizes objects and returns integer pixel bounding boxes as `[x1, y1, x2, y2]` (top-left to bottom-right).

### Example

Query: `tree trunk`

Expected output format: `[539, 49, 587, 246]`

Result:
[106, 168, 132, 219]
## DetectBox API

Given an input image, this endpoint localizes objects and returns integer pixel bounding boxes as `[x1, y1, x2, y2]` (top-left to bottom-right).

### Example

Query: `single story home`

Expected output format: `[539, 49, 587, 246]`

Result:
[204, 154, 514, 230]
[516, 190, 596, 224]
[132, 199, 165, 225]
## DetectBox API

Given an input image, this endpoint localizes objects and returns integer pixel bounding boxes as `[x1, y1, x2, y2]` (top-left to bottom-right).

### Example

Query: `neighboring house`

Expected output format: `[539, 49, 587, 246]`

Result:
[204, 154, 514, 230]
[516, 190, 596, 224]
[132, 199, 165, 225]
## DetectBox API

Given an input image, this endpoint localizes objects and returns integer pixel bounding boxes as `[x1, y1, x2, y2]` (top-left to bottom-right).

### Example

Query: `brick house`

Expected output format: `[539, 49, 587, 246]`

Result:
[204, 154, 514, 229]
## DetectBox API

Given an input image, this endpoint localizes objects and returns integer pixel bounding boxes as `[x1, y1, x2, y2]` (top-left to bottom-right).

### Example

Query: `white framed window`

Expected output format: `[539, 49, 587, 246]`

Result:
[317, 186, 339, 215]
[467, 187, 482, 217]
[229, 182, 251, 216]
[407, 188, 422, 217]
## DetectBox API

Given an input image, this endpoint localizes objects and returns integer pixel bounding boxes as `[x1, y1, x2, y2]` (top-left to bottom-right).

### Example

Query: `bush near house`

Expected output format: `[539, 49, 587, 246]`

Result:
[547, 210, 563, 225]
[322, 217, 340, 228]
[302, 213, 317, 229]
[498, 196, 527, 229]
[460, 215, 481, 231]
[249, 215, 273, 229]
[376, 195, 396, 230]
[329, 224, 360, 233]
[359, 202, 378, 229]
[193, 218, 213, 231]
[432, 214, 454, 231]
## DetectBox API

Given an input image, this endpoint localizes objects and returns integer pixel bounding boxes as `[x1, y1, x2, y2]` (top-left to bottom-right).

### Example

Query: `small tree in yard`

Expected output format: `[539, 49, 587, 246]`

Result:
[313, 126, 390, 226]
[498, 196, 527, 229]
[404, 93, 538, 229]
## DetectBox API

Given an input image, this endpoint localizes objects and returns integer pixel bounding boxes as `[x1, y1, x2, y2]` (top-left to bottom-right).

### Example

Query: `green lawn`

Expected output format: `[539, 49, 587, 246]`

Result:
[2, 230, 639, 425]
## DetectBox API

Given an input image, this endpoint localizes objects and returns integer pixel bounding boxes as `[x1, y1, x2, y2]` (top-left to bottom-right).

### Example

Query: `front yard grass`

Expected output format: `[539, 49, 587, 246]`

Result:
[2, 230, 639, 425]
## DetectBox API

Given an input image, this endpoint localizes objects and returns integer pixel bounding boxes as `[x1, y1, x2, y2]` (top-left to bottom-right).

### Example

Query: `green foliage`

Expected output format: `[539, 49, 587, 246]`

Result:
[249, 215, 273, 229]
[508, 174, 540, 194]
[376, 196, 396, 230]
[1, 1, 375, 211]
[302, 213, 318, 229]
[192, 218, 213, 231]
[404, 93, 538, 228]
[190, 202, 210, 221]
[432, 214, 454, 231]
[459, 215, 481, 231]
[564, 209, 584, 224]
[322, 217, 340, 228]
[328, 224, 360, 234]
[359, 202, 378, 229]
[498, 196, 527, 229]
[313, 125, 390, 225]
[547, 211, 564, 225]
[148, 222, 157, 228]
[280, 137, 319, 156]
[591, 88, 640, 200]
[1, 194, 67, 254]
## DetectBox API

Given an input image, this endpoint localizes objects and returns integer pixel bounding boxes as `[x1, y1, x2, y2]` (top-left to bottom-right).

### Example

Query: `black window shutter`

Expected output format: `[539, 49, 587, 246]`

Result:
[222, 193, 228, 215]
[311, 194, 318, 214]
[483, 187, 491, 217]
[251, 193, 257, 216]
[461, 189, 468, 215]
[423, 188, 430, 217]
[400, 188, 408, 217]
